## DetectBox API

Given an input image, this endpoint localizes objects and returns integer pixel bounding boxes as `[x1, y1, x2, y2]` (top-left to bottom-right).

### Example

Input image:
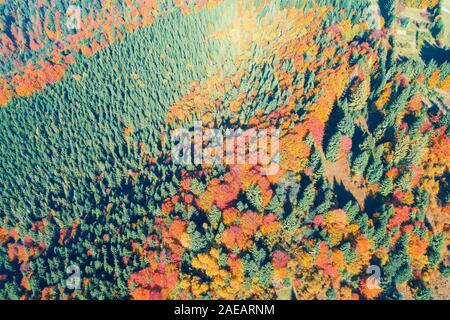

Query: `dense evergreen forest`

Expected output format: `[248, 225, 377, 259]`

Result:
[0, 0, 449, 300]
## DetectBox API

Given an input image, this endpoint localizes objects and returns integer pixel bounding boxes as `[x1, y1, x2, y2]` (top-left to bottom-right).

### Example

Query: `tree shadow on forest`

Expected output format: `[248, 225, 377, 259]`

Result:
[364, 193, 385, 218]
[333, 178, 357, 208]
[323, 100, 345, 149]
[421, 41, 450, 65]
[367, 107, 385, 133]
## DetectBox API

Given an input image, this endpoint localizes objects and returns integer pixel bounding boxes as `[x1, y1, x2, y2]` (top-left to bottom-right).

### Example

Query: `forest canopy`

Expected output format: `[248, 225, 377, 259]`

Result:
[0, 0, 449, 300]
